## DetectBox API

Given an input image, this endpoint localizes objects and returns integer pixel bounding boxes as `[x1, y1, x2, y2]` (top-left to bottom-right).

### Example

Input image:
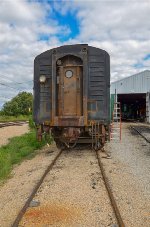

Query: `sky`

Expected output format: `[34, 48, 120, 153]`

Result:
[0, 0, 150, 108]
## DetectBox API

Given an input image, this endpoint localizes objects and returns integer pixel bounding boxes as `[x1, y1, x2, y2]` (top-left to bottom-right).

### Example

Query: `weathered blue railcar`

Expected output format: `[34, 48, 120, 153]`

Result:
[33, 44, 110, 149]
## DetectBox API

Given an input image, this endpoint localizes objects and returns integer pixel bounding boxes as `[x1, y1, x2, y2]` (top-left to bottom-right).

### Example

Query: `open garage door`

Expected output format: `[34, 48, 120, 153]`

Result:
[118, 93, 146, 122]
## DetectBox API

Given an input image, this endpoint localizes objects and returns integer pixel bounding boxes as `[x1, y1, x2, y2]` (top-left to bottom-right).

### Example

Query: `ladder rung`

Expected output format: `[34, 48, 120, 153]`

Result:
[112, 102, 121, 142]
[111, 125, 120, 126]
[110, 139, 120, 141]
[111, 137, 120, 139]
[112, 129, 121, 131]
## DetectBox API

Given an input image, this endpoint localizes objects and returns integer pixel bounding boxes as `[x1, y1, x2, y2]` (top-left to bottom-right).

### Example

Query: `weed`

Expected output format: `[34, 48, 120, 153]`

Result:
[0, 130, 52, 181]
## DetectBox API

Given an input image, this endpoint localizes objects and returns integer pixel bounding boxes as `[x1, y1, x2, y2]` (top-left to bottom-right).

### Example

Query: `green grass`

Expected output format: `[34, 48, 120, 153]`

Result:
[0, 115, 30, 122]
[0, 130, 52, 182]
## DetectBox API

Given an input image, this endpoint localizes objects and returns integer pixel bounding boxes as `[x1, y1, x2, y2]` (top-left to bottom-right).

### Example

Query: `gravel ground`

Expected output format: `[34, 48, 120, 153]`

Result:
[20, 149, 116, 227]
[0, 144, 60, 227]
[103, 122, 150, 227]
[0, 122, 149, 226]
[0, 124, 29, 146]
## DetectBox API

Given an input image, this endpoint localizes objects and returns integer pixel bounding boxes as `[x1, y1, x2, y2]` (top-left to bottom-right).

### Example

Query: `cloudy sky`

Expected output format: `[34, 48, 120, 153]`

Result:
[0, 0, 150, 108]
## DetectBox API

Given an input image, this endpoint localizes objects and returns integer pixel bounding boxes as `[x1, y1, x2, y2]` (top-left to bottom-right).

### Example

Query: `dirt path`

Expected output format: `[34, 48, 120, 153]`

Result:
[0, 124, 29, 146]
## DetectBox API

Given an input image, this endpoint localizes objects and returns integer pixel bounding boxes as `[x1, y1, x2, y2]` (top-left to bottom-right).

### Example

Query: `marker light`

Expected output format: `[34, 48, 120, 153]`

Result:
[39, 75, 46, 83]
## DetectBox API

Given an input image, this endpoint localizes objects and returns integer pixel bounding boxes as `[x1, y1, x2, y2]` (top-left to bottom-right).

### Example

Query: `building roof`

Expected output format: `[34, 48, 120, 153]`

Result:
[110, 70, 150, 94]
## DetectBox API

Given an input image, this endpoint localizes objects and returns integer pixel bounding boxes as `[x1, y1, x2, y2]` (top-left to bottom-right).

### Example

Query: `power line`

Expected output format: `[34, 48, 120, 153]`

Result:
[0, 74, 33, 84]
[0, 74, 52, 85]
[0, 83, 23, 90]
[0, 80, 33, 91]
[0, 97, 11, 101]
[0, 74, 52, 84]
[0, 94, 13, 98]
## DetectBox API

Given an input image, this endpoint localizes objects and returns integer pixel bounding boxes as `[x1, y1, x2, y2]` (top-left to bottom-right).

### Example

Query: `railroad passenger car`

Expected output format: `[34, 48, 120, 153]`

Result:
[33, 44, 110, 149]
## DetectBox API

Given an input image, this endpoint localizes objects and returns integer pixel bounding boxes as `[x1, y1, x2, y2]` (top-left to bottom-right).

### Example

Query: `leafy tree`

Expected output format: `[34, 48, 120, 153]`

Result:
[1, 92, 33, 116]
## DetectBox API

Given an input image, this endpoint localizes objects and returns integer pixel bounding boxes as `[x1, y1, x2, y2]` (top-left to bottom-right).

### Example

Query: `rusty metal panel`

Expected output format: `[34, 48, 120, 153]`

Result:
[76, 66, 83, 116]
[54, 116, 84, 126]
[57, 64, 83, 117]
[63, 67, 78, 115]
[52, 46, 88, 126]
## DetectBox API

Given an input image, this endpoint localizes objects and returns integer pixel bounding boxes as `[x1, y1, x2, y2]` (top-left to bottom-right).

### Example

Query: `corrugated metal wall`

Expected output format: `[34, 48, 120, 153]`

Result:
[110, 70, 150, 94]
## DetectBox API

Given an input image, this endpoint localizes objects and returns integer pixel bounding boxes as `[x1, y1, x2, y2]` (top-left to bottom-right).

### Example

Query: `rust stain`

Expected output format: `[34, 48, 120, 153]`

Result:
[20, 203, 81, 226]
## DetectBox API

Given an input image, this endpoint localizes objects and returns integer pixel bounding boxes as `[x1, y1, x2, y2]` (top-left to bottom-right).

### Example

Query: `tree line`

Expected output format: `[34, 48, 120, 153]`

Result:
[0, 92, 33, 116]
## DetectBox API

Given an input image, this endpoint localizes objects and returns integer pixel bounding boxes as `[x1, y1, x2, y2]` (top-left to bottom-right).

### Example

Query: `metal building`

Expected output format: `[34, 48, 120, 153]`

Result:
[110, 70, 150, 123]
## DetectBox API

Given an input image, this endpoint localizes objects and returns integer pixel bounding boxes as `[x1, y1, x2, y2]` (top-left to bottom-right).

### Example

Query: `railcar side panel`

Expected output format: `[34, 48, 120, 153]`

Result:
[33, 51, 52, 123]
[88, 46, 110, 123]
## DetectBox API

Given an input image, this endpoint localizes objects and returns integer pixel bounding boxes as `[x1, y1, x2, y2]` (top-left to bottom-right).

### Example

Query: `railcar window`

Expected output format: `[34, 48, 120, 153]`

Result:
[65, 70, 73, 78]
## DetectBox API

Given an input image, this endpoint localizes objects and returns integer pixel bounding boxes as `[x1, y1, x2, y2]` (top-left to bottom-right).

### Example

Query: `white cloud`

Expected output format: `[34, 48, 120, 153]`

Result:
[0, 0, 48, 24]
[0, 0, 63, 107]
[63, 0, 150, 82]
[0, 0, 150, 108]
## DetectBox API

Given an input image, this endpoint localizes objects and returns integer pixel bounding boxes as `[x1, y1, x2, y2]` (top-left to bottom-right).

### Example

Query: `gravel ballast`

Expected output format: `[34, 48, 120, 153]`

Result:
[20, 149, 116, 227]
[103, 123, 150, 227]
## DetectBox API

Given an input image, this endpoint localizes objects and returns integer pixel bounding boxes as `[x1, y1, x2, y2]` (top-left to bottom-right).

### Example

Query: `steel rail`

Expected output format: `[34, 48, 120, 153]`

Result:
[0, 121, 27, 128]
[130, 126, 150, 143]
[96, 150, 125, 227]
[0, 120, 28, 123]
[11, 149, 63, 227]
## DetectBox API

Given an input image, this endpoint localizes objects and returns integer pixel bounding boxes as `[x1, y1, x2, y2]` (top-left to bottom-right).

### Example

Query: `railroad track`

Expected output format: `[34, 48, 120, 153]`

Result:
[11, 148, 124, 227]
[130, 125, 150, 143]
[96, 150, 125, 227]
[0, 121, 28, 128]
[12, 149, 63, 227]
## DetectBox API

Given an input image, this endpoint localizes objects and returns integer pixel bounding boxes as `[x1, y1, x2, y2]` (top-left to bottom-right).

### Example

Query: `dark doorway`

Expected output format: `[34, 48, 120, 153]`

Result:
[118, 93, 146, 121]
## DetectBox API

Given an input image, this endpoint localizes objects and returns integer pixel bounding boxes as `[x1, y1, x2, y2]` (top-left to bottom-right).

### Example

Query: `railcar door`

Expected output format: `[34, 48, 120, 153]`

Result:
[63, 67, 77, 116]
[58, 66, 83, 116]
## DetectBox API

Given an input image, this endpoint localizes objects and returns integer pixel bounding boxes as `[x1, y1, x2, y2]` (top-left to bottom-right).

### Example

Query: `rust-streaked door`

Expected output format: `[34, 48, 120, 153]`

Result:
[58, 66, 82, 116]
